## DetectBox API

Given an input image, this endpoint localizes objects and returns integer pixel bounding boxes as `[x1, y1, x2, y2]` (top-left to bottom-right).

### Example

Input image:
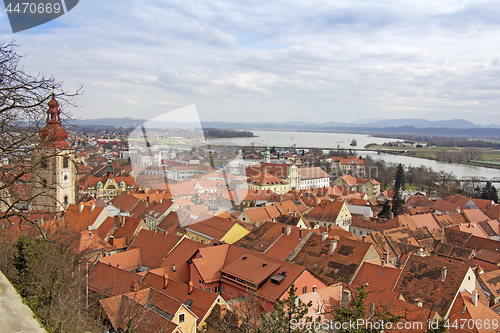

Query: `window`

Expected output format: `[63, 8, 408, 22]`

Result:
[42, 179, 47, 188]
[302, 286, 307, 294]
[221, 285, 225, 294]
[63, 195, 68, 205]
[206, 287, 211, 292]
[63, 157, 69, 168]
[178, 313, 185, 323]
[199, 280, 204, 286]
[215, 286, 220, 293]
[230, 289, 233, 297]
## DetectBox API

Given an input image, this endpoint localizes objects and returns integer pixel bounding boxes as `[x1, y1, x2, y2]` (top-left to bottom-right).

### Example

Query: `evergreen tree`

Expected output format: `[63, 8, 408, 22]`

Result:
[481, 182, 499, 203]
[378, 200, 391, 218]
[332, 285, 400, 333]
[259, 284, 312, 333]
[391, 164, 405, 216]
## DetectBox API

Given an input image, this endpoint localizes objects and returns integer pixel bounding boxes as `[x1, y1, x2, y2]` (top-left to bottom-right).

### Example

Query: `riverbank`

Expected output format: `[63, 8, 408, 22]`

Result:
[366, 145, 500, 171]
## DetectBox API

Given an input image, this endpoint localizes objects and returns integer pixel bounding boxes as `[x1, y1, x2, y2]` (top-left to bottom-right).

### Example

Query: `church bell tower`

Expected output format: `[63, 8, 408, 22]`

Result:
[32, 92, 76, 212]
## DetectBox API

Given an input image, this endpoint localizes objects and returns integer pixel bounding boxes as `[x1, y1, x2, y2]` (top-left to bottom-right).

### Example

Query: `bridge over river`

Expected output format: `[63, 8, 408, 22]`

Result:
[459, 176, 500, 183]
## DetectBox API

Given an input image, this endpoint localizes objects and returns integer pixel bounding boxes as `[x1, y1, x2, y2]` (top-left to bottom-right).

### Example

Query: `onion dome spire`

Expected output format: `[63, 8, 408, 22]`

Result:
[39, 89, 69, 149]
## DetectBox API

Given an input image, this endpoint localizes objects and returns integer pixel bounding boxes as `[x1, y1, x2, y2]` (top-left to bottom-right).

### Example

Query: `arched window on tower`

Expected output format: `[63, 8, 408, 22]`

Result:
[42, 179, 47, 188]
[64, 195, 68, 205]
[63, 157, 69, 168]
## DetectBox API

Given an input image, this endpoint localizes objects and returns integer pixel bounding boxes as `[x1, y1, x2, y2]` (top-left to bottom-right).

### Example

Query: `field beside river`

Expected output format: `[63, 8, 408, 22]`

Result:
[367, 144, 500, 168]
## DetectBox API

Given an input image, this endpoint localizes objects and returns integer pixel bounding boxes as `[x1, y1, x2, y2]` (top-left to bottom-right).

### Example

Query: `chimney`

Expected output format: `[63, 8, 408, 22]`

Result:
[472, 290, 478, 306]
[188, 281, 193, 295]
[116, 263, 121, 269]
[163, 274, 168, 289]
[263, 262, 268, 267]
[369, 302, 375, 318]
[383, 251, 389, 265]
[242, 255, 247, 260]
[282, 226, 286, 234]
[299, 228, 303, 239]
[381, 229, 386, 236]
[441, 267, 447, 282]
[89, 231, 93, 238]
[321, 232, 328, 242]
[341, 289, 351, 307]
[114, 215, 119, 227]
[160, 199, 163, 204]
[294, 211, 297, 217]
[462, 303, 467, 314]
[286, 225, 291, 236]
[109, 235, 114, 246]
[172, 264, 176, 272]
[90, 203, 95, 212]
[381, 259, 385, 268]
[121, 215, 125, 227]
[79, 202, 84, 213]
[330, 239, 338, 255]
[389, 212, 394, 219]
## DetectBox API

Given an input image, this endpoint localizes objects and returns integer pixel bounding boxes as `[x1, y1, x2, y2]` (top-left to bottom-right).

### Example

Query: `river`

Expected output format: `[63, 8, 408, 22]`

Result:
[208, 130, 500, 180]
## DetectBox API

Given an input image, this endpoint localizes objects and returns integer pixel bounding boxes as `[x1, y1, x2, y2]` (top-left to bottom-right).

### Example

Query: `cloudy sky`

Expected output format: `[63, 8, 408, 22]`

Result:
[1, 0, 500, 125]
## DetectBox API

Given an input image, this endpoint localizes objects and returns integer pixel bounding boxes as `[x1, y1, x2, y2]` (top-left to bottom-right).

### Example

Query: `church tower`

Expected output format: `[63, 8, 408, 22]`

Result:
[264, 144, 271, 163]
[32, 92, 76, 212]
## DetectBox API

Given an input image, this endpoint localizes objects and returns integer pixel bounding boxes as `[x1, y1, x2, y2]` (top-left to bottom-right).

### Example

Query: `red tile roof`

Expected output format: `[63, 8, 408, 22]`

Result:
[128, 230, 182, 269]
[100, 248, 142, 271]
[158, 238, 207, 283]
[110, 192, 141, 212]
[234, 222, 312, 260]
[112, 217, 145, 245]
[393, 254, 471, 317]
[140, 272, 219, 323]
[187, 214, 238, 241]
[432, 199, 461, 214]
[447, 290, 500, 331]
[62, 204, 106, 232]
[89, 261, 144, 297]
[247, 171, 288, 186]
[292, 235, 375, 285]
[351, 261, 401, 291]
[306, 200, 346, 222]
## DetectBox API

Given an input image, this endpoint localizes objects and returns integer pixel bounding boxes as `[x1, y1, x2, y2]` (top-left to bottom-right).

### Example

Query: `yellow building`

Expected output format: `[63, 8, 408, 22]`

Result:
[80, 175, 138, 202]
[246, 171, 290, 194]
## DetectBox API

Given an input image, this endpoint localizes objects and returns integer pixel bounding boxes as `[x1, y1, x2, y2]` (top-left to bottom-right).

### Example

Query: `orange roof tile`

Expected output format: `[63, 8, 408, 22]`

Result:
[158, 238, 206, 283]
[187, 214, 237, 241]
[305, 200, 346, 222]
[128, 230, 182, 269]
[393, 254, 471, 317]
[191, 244, 230, 283]
[292, 235, 374, 285]
[110, 192, 141, 212]
[62, 204, 106, 232]
[100, 248, 141, 271]
[89, 261, 144, 297]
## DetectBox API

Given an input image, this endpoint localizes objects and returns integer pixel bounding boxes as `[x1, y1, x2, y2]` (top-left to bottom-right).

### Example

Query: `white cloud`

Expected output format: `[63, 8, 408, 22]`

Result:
[1, 0, 500, 124]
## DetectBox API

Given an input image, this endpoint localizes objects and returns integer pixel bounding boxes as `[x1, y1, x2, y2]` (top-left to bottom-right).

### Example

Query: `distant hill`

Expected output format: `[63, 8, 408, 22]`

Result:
[70, 117, 500, 139]
[73, 117, 147, 127]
